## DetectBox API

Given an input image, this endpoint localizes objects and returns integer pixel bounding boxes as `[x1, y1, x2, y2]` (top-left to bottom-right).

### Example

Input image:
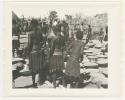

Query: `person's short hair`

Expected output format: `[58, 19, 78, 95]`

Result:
[88, 25, 91, 27]
[75, 30, 83, 40]
[31, 19, 38, 27]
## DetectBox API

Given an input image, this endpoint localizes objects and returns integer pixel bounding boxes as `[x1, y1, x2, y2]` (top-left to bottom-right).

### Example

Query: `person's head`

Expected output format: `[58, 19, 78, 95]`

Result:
[88, 25, 91, 28]
[100, 28, 103, 31]
[30, 19, 38, 30]
[75, 30, 83, 40]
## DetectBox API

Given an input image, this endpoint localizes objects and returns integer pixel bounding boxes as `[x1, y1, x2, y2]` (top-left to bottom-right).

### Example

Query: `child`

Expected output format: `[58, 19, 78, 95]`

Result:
[63, 30, 85, 88]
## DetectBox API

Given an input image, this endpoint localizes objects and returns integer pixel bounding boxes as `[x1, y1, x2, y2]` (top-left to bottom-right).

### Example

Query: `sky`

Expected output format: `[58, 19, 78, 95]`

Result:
[12, 2, 107, 19]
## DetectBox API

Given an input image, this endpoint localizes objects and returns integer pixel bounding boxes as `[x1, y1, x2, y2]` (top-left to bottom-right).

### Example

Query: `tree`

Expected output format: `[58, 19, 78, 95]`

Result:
[65, 14, 73, 25]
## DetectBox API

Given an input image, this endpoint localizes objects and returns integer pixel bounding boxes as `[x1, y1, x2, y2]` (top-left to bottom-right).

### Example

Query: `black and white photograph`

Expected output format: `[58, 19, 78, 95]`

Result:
[12, 5, 108, 89]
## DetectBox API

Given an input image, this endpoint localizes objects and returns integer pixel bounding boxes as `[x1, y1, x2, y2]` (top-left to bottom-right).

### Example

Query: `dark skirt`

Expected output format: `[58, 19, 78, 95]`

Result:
[49, 55, 64, 73]
[29, 50, 46, 73]
[65, 57, 80, 78]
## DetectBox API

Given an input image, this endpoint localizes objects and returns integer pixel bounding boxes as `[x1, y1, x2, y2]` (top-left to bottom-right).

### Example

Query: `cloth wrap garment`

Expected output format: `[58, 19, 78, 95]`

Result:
[65, 40, 85, 78]
[49, 35, 65, 73]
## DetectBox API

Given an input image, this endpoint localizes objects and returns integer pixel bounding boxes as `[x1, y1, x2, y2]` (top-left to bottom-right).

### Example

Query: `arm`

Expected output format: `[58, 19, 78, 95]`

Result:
[80, 43, 85, 62]
[66, 41, 73, 55]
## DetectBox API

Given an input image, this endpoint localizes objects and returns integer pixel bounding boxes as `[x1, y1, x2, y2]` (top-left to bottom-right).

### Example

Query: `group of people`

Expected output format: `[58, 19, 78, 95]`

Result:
[12, 17, 107, 88]
[25, 18, 92, 88]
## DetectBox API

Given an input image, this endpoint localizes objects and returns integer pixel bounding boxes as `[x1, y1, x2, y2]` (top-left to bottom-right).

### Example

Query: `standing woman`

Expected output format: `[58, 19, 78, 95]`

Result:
[27, 19, 43, 87]
[49, 32, 65, 88]
[63, 30, 85, 88]
[87, 25, 92, 41]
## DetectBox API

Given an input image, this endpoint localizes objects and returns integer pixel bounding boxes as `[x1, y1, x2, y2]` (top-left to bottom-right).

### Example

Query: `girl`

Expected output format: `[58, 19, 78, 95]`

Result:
[63, 30, 85, 88]
[49, 32, 65, 88]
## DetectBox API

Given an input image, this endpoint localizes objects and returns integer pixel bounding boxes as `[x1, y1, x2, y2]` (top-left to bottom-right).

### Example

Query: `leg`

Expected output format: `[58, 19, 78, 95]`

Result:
[62, 75, 67, 87]
[51, 72, 57, 88]
[37, 70, 41, 86]
[38, 68, 44, 85]
[32, 72, 36, 86]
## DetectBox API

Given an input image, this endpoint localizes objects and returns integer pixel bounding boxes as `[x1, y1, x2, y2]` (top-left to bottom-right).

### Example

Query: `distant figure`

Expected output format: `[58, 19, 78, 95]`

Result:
[99, 28, 104, 43]
[63, 30, 85, 88]
[87, 25, 92, 42]
[104, 26, 108, 41]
